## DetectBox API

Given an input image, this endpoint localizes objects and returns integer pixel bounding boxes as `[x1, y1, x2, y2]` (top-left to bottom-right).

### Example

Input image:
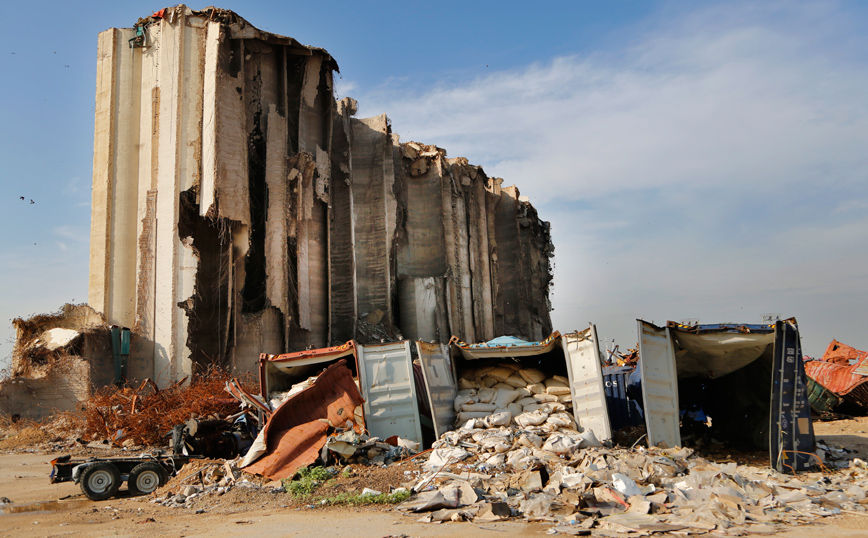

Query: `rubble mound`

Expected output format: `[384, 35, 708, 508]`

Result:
[398, 413, 868, 533]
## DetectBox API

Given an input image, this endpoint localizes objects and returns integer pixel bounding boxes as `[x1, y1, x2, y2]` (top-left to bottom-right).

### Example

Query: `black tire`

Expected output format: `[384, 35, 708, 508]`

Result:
[128, 462, 168, 496]
[79, 462, 121, 501]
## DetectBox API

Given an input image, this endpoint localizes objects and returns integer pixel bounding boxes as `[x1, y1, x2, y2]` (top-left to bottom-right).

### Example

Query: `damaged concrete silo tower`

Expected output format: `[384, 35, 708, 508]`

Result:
[88, 6, 554, 386]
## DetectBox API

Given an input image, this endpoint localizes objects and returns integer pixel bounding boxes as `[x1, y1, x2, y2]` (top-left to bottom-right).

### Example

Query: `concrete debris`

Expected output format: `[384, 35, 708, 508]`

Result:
[149, 458, 282, 509]
[0, 304, 146, 420]
[397, 409, 868, 534]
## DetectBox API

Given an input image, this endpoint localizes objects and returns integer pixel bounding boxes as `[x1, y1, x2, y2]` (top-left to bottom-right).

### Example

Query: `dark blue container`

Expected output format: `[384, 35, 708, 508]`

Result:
[602, 366, 644, 431]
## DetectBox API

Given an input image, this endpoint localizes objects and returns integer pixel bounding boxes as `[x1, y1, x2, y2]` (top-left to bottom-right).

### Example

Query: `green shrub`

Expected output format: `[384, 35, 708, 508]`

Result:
[319, 489, 411, 506]
[284, 466, 333, 498]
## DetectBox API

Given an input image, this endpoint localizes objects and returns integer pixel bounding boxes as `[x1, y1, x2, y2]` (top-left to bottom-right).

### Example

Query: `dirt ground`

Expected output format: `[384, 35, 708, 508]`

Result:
[2, 416, 868, 537]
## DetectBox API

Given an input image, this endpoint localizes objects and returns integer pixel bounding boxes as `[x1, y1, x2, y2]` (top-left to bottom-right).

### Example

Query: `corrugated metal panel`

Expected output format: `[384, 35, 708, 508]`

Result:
[243, 359, 364, 480]
[770, 320, 815, 473]
[356, 341, 423, 446]
[602, 366, 644, 431]
[805, 360, 868, 395]
[562, 326, 612, 443]
[637, 320, 681, 448]
[416, 341, 456, 439]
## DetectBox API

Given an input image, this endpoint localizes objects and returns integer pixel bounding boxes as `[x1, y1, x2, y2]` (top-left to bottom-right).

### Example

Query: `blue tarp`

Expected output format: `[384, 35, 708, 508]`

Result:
[483, 336, 534, 347]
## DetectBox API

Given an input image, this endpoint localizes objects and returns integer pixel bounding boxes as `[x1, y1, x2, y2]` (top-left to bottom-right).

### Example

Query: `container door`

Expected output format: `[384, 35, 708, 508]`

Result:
[770, 320, 816, 472]
[637, 320, 681, 448]
[356, 341, 423, 446]
[563, 326, 612, 443]
[416, 341, 456, 439]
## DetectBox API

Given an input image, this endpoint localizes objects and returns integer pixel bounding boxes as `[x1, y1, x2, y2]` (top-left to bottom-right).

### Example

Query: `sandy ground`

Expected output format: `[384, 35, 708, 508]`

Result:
[2, 416, 868, 537]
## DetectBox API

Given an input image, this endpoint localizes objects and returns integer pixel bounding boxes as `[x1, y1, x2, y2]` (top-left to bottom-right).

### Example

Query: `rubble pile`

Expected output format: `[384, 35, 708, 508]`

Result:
[399, 418, 868, 533]
[79, 369, 250, 446]
[149, 459, 279, 509]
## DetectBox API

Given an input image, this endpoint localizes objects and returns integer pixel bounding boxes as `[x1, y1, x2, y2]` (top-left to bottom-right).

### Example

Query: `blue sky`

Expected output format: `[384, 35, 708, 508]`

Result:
[1, 1, 866, 369]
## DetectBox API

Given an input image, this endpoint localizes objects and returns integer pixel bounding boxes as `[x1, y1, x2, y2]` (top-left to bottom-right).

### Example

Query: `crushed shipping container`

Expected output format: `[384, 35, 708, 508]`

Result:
[258, 341, 425, 448]
[446, 327, 612, 445]
[637, 319, 815, 472]
[805, 349, 868, 411]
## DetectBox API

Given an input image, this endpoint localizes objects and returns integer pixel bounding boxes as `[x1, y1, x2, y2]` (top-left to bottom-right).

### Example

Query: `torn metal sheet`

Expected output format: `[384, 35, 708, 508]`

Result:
[821, 339, 868, 367]
[225, 377, 272, 417]
[671, 330, 774, 379]
[243, 359, 364, 480]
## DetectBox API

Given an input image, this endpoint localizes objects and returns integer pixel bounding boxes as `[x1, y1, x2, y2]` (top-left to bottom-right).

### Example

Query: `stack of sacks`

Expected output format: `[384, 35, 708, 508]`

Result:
[436, 393, 602, 473]
[454, 363, 573, 428]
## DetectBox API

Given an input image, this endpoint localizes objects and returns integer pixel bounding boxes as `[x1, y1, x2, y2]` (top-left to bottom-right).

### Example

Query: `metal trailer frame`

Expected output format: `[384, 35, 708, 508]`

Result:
[50, 453, 198, 500]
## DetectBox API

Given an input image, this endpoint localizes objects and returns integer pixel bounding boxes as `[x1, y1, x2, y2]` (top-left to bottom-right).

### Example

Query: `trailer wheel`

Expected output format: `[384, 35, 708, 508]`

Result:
[128, 462, 168, 495]
[80, 462, 121, 501]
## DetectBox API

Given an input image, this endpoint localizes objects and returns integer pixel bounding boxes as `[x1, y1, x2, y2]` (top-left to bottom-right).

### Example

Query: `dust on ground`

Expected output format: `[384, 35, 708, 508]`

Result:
[4, 416, 868, 537]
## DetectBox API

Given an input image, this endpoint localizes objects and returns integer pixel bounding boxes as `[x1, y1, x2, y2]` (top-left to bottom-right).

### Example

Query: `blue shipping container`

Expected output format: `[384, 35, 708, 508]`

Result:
[602, 366, 644, 431]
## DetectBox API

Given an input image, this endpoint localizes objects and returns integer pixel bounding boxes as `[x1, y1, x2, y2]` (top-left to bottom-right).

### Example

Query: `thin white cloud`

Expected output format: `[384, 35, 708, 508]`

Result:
[353, 1, 868, 355]
[52, 224, 88, 242]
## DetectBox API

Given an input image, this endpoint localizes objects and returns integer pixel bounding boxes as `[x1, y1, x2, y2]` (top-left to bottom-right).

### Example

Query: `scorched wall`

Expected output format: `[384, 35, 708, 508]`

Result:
[89, 6, 553, 386]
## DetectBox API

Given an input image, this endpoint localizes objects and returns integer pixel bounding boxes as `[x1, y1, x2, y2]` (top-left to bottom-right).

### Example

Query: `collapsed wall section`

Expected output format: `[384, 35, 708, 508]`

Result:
[1, 304, 156, 419]
[393, 147, 554, 344]
[87, 6, 553, 387]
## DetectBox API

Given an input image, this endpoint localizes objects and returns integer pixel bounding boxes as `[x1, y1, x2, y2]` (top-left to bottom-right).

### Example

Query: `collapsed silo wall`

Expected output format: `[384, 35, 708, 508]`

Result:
[88, 6, 553, 386]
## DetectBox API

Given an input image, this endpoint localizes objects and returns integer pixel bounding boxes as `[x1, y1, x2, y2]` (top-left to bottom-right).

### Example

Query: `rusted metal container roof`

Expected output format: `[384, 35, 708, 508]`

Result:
[450, 331, 561, 359]
[263, 341, 356, 364]
[804, 360, 868, 395]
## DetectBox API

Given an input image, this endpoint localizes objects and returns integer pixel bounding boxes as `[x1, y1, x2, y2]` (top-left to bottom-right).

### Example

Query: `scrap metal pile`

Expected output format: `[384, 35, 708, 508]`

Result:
[399, 419, 868, 534]
[79, 368, 248, 447]
[806, 340, 868, 413]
